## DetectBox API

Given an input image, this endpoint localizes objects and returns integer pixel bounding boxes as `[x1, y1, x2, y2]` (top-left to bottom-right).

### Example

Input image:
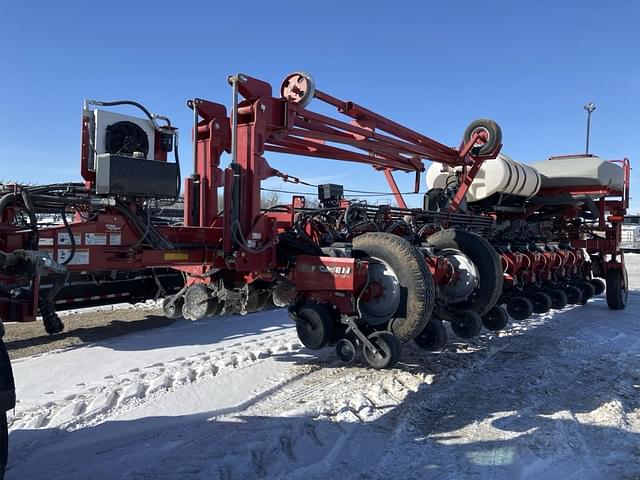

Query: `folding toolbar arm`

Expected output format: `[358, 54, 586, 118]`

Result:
[189, 72, 502, 252]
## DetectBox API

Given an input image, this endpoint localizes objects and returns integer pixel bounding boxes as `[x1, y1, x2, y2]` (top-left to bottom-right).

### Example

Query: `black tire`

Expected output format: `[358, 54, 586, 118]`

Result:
[482, 305, 509, 331]
[425, 229, 503, 316]
[335, 338, 357, 363]
[548, 289, 568, 309]
[162, 296, 184, 319]
[353, 233, 434, 342]
[590, 278, 606, 296]
[530, 291, 552, 314]
[246, 290, 270, 313]
[564, 285, 583, 305]
[363, 332, 400, 369]
[414, 318, 447, 351]
[575, 280, 596, 305]
[463, 118, 502, 156]
[450, 309, 483, 339]
[506, 296, 534, 321]
[294, 303, 335, 350]
[606, 267, 628, 310]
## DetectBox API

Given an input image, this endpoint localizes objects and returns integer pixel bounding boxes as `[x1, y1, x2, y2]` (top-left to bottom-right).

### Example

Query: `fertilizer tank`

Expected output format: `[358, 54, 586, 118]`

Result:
[531, 154, 624, 196]
[426, 153, 542, 203]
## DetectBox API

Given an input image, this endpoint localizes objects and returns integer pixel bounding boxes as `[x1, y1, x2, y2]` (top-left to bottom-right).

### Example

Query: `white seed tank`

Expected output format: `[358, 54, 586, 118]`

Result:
[426, 153, 542, 203]
[531, 154, 624, 193]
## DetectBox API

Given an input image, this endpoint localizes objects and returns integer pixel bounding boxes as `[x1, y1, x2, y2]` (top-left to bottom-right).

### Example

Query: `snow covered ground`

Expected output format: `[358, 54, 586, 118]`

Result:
[7, 254, 640, 479]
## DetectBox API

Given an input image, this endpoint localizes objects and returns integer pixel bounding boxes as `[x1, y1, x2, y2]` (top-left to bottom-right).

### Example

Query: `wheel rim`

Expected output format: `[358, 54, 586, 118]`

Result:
[360, 257, 401, 326]
[456, 318, 473, 336]
[415, 320, 446, 350]
[549, 290, 567, 309]
[513, 302, 525, 317]
[579, 281, 595, 300]
[483, 306, 508, 331]
[364, 334, 393, 368]
[336, 339, 356, 362]
[471, 126, 490, 149]
[296, 311, 328, 350]
[531, 293, 550, 313]
[508, 298, 530, 320]
[440, 248, 479, 303]
[451, 310, 481, 338]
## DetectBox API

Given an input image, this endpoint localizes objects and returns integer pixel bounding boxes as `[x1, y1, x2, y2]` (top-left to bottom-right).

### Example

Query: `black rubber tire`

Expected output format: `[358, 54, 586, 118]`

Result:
[548, 289, 568, 309]
[530, 291, 552, 314]
[425, 229, 503, 316]
[450, 309, 483, 339]
[590, 278, 606, 296]
[414, 318, 447, 351]
[294, 303, 335, 350]
[162, 296, 184, 319]
[564, 285, 583, 305]
[606, 267, 628, 310]
[482, 305, 509, 331]
[335, 339, 357, 363]
[246, 290, 270, 313]
[363, 332, 400, 369]
[463, 118, 502, 156]
[506, 296, 534, 321]
[353, 233, 434, 342]
[575, 280, 596, 305]
[292, 303, 335, 350]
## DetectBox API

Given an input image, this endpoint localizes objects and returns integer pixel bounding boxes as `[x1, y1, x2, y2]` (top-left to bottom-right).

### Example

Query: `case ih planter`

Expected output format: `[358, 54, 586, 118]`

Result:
[0, 72, 630, 369]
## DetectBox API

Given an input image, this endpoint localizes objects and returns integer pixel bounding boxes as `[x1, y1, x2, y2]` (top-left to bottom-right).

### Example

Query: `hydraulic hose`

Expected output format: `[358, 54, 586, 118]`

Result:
[87, 100, 158, 127]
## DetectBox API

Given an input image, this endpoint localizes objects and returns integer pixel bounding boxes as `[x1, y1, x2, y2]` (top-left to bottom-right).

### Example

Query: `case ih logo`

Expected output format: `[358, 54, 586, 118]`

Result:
[297, 264, 352, 276]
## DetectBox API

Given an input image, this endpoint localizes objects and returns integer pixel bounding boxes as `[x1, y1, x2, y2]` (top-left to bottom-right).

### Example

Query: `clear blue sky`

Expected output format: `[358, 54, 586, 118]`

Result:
[1, 1, 639, 211]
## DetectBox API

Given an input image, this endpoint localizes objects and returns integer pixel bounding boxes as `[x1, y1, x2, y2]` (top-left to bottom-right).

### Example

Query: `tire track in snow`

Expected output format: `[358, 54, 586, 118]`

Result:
[9, 331, 302, 431]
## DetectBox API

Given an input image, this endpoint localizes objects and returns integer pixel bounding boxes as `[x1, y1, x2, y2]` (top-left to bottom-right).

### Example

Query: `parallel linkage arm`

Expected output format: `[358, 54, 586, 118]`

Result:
[230, 72, 501, 211]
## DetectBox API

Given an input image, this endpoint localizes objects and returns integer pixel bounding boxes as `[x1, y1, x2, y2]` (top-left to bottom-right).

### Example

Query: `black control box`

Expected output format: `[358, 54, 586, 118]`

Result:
[95, 154, 178, 198]
[318, 183, 344, 205]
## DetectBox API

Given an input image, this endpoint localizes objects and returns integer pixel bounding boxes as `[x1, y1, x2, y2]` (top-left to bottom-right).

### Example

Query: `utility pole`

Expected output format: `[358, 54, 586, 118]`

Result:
[584, 102, 596, 154]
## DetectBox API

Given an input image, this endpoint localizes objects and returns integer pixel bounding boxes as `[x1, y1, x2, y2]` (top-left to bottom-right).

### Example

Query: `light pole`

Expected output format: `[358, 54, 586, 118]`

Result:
[584, 102, 596, 154]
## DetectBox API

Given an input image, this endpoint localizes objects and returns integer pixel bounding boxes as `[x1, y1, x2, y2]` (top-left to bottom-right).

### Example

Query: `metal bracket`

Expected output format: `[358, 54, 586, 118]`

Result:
[342, 315, 380, 354]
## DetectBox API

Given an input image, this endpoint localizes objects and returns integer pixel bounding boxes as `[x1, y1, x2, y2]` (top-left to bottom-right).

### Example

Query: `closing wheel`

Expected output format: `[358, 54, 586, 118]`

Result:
[481, 305, 509, 331]
[450, 309, 483, 339]
[548, 289, 568, 309]
[363, 331, 400, 369]
[294, 303, 334, 350]
[606, 267, 628, 310]
[506, 296, 534, 321]
[575, 280, 596, 305]
[280, 71, 316, 107]
[353, 233, 434, 342]
[425, 229, 502, 316]
[590, 278, 606, 296]
[414, 318, 447, 351]
[182, 284, 221, 320]
[463, 118, 502, 156]
[162, 296, 184, 319]
[335, 338, 356, 363]
[530, 291, 552, 314]
[564, 285, 583, 305]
